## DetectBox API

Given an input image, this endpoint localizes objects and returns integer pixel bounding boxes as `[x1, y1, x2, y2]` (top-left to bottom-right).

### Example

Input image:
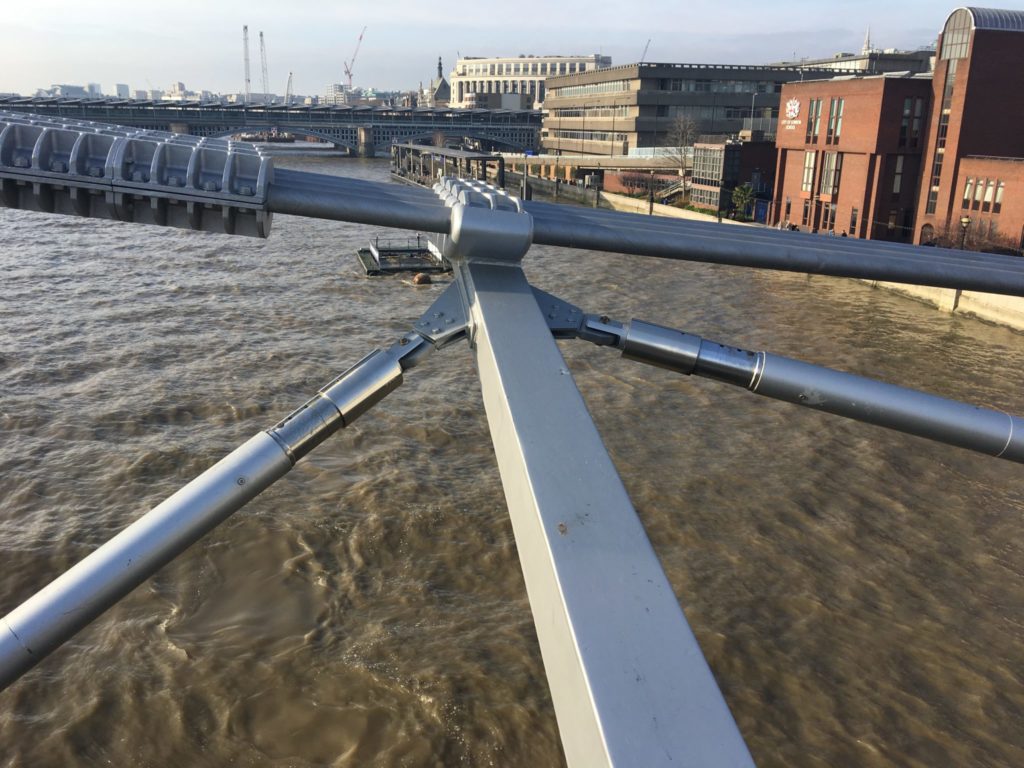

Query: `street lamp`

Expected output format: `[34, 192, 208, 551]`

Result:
[959, 215, 971, 249]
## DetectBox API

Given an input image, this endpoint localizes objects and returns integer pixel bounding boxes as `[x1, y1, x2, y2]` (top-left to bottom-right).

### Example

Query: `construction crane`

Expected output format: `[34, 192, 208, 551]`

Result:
[640, 38, 652, 64]
[343, 26, 367, 91]
[259, 31, 270, 103]
[242, 25, 251, 104]
[285, 72, 293, 105]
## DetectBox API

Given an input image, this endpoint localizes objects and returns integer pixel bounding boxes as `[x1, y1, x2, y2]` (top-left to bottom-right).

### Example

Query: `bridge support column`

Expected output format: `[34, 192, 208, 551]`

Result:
[168, 122, 189, 135]
[357, 126, 376, 158]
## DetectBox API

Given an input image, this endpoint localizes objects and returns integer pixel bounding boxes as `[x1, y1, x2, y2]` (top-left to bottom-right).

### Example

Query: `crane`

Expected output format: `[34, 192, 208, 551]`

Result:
[242, 25, 251, 104]
[343, 26, 367, 91]
[259, 31, 270, 103]
[285, 72, 293, 105]
[640, 38, 651, 64]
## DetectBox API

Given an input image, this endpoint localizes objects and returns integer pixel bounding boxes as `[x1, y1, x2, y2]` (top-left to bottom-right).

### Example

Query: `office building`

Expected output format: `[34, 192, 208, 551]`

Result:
[449, 54, 610, 109]
[115, 84, 130, 99]
[541, 62, 837, 157]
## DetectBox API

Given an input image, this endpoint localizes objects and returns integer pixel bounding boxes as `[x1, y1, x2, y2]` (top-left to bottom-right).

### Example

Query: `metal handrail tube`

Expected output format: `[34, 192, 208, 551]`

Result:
[615, 318, 1024, 463]
[268, 181, 452, 233]
[528, 210, 1024, 296]
[525, 200, 1024, 272]
[0, 343, 415, 691]
[273, 168, 447, 207]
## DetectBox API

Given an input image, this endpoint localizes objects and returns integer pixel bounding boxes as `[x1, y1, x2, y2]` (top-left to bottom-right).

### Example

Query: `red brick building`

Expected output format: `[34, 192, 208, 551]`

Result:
[772, 74, 931, 240]
[772, 7, 1024, 253]
[915, 7, 1024, 248]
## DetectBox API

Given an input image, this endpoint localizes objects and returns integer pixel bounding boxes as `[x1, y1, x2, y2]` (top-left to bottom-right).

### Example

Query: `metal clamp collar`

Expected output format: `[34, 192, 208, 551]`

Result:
[432, 176, 532, 264]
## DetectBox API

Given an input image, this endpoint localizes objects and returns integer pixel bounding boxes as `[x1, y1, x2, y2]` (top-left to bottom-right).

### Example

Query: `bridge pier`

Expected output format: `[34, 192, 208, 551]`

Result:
[357, 126, 376, 158]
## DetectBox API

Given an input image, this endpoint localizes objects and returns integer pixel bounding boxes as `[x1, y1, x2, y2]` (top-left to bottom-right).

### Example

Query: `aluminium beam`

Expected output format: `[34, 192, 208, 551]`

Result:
[461, 260, 754, 768]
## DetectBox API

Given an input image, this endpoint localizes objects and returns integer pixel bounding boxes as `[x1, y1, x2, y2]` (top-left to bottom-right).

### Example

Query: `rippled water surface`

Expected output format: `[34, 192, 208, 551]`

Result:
[1, 158, 1022, 767]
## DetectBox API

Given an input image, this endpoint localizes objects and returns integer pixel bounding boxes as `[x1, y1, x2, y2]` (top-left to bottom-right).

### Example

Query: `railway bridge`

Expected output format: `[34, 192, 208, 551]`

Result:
[0, 97, 542, 156]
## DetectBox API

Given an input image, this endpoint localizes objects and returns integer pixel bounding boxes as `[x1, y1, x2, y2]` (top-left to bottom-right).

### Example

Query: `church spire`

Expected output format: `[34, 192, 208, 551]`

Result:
[862, 26, 872, 55]
[438, 56, 443, 79]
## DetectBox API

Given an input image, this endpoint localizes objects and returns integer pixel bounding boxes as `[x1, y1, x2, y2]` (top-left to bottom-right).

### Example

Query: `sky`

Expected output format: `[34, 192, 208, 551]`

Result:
[1, 0, 961, 96]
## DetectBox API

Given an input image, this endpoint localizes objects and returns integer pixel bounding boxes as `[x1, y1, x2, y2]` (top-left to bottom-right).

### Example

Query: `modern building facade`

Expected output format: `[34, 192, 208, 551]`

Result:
[449, 54, 611, 109]
[690, 140, 776, 216]
[540, 62, 838, 157]
[914, 6, 1024, 248]
[772, 73, 932, 239]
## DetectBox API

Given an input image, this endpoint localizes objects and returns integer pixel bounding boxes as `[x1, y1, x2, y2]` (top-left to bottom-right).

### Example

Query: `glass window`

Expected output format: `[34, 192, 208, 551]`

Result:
[802, 151, 816, 192]
[826, 98, 844, 143]
[984, 179, 995, 203]
[805, 99, 822, 142]
[975, 178, 985, 202]
[820, 152, 842, 195]
[940, 8, 972, 60]
[962, 177, 974, 207]
[850, 207, 859, 234]
[893, 156, 904, 195]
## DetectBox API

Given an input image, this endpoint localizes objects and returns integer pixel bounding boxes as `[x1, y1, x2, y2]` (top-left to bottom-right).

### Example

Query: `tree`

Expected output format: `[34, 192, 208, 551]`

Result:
[662, 115, 699, 176]
[731, 183, 755, 220]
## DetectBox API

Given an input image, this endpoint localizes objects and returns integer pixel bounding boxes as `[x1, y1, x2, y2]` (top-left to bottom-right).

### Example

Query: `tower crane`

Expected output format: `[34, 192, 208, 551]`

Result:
[285, 72, 293, 105]
[259, 31, 270, 103]
[242, 25, 251, 104]
[343, 26, 367, 91]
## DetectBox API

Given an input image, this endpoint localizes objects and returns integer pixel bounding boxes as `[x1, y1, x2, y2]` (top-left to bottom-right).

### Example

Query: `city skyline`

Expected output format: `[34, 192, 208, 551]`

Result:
[3, 0, 964, 96]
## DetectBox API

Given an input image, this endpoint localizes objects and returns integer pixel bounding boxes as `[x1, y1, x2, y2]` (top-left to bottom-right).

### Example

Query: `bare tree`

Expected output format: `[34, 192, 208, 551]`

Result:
[662, 115, 699, 175]
[927, 219, 1022, 254]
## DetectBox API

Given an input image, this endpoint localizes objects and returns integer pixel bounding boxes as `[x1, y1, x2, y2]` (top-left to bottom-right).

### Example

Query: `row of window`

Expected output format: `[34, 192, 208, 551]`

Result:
[692, 148, 725, 186]
[549, 129, 629, 142]
[654, 104, 777, 120]
[924, 59, 961, 215]
[550, 80, 632, 99]
[551, 105, 631, 118]
[804, 98, 844, 144]
[461, 80, 542, 97]
[962, 177, 1006, 212]
[898, 97, 925, 148]
[800, 150, 845, 196]
[796, 200, 911, 238]
[460, 61, 588, 77]
[655, 79, 778, 94]
[690, 187, 722, 208]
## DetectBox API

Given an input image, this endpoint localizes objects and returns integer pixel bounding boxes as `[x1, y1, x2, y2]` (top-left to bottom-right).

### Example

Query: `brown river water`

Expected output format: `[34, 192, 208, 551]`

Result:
[0, 157, 1022, 767]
